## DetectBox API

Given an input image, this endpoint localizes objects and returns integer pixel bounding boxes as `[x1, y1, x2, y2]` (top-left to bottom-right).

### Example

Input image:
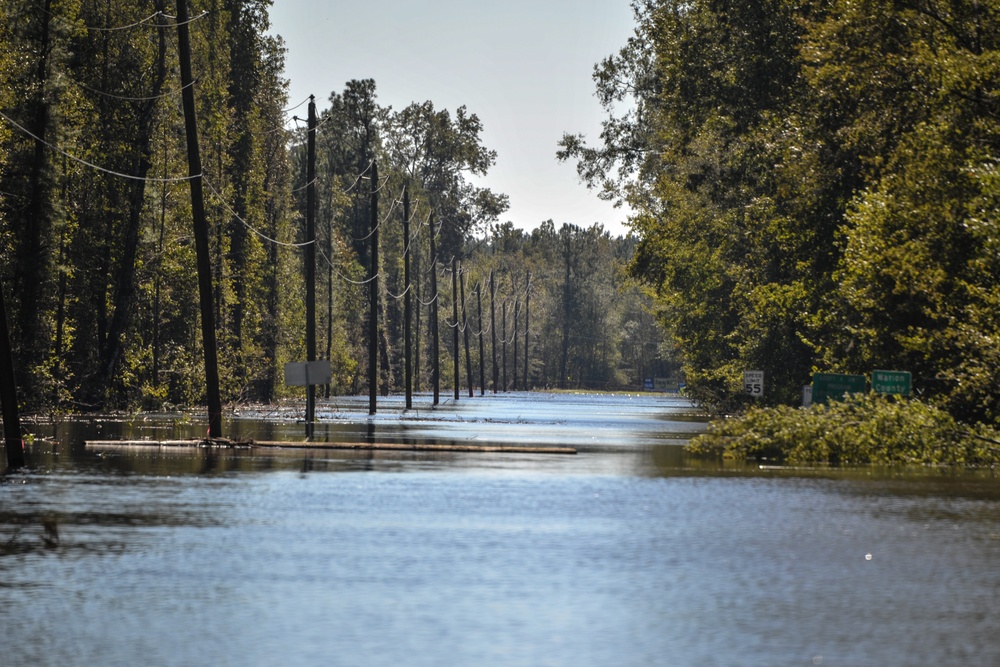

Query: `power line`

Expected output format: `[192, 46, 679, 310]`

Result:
[316, 246, 378, 286]
[282, 96, 311, 114]
[203, 177, 314, 248]
[58, 72, 195, 102]
[351, 180, 399, 242]
[44, 8, 209, 32]
[159, 10, 210, 28]
[342, 160, 376, 193]
[0, 109, 198, 183]
[74, 10, 164, 32]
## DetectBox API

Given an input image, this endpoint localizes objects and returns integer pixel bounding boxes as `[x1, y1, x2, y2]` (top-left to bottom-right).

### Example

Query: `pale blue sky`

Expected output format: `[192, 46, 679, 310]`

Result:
[268, 0, 636, 236]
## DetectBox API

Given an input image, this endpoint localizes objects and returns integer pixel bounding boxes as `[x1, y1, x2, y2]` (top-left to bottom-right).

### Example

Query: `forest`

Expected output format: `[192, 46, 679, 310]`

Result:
[561, 0, 1000, 426]
[0, 0, 669, 416]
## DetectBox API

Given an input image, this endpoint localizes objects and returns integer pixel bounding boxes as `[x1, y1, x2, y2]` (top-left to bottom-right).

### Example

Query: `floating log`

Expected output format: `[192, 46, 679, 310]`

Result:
[84, 439, 576, 455]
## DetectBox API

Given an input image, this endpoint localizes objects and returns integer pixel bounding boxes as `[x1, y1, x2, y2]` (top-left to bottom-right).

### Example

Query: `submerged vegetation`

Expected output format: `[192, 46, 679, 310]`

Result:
[687, 394, 1000, 467]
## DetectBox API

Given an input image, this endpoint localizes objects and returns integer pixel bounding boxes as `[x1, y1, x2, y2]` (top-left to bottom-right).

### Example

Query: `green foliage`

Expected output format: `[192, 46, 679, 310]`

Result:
[565, 0, 1000, 424]
[687, 393, 1000, 467]
[458, 221, 675, 391]
[0, 0, 672, 415]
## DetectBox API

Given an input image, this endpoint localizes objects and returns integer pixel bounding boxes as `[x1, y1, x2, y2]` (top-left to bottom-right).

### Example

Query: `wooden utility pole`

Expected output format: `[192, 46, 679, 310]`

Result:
[459, 263, 473, 398]
[502, 300, 508, 392]
[0, 285, 24, 469]
[524, 271, 530, 390]
[490, 270, 498, 394]
[512, 298, 519, 391]
[403, 189, 412, 409]
[413, 221, 421, 394]
[451, 257, 460, 400]
[560, 233, 572, 389]
[305, 96, 317, 434]
[429, 215, 440, 405]
[176, 0, 222, 439]
[368, 160, 379, 415]
[476, 283, 485, 396]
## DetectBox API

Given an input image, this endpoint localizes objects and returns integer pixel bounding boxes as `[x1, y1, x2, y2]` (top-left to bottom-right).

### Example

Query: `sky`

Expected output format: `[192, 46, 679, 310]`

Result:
[267, 0, 637, 237]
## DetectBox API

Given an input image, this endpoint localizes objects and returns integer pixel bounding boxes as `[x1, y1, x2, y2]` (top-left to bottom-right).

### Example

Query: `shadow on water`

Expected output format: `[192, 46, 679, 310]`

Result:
[13, 392, 708, 476]
[15, 394, 1000, 491]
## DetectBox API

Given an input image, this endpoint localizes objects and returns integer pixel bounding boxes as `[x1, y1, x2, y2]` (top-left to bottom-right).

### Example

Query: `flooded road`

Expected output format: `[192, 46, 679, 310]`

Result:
[3, 393, 1000, 666]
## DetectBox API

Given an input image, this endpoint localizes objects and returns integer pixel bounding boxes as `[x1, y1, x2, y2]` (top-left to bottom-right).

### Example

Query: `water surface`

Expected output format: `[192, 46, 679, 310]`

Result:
[3, 393, 1000, 666]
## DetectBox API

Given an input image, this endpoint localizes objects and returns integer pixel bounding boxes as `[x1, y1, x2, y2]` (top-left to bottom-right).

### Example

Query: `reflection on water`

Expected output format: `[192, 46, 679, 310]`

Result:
[3, 393, 1000, 666]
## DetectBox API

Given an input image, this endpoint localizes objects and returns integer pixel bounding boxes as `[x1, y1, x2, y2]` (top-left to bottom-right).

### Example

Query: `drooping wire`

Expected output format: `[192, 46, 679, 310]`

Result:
[316, 245, 379, 286]
[0, 109, 199, 183]
[290, 159, 375, 196]
[155, 10, 210, 28]
[76, 10, 164, 31]
[59, 73, 195, 103]
[384, 283, 413, 301]
[289, 175, 319, 195]
[352, 180, 400, 243]
[282, 96, 311, 114]
[342, 160, 376, 193]
[57, 9, 209, 31]
[416, 293, 439, 307]
[203, 177, 314, 248]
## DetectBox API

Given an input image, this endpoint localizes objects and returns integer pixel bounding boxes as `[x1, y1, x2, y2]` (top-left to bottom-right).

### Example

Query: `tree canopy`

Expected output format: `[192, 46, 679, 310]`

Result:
[561, 0, 1000, 424]
[0, 1, 668, 415]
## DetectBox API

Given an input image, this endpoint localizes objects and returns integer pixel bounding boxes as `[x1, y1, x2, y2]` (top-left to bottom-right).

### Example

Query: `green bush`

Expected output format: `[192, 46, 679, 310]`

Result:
[687, 394, 1000, 466]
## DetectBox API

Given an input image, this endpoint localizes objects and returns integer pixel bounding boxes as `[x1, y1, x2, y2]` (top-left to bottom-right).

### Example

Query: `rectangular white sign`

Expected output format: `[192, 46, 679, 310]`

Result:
[744, 370, 764, 397]
[284, 360, 332, 387]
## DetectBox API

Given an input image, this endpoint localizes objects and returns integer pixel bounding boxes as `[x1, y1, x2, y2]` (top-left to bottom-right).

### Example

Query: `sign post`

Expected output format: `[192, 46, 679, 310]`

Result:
[284, 360, 332, 438]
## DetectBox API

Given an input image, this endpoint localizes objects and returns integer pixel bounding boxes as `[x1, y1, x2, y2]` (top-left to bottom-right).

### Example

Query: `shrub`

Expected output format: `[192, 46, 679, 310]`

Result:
[686, 393, 1000, 466]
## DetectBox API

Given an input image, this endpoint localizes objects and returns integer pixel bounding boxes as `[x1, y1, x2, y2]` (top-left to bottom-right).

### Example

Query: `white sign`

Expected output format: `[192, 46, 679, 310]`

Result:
[744, 370, 764, 397]
[284, 360, 332, 387]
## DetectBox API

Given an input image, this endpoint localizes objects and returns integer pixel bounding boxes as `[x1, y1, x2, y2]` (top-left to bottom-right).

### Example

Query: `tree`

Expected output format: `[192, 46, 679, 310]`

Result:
[566, 0, 1000, 423]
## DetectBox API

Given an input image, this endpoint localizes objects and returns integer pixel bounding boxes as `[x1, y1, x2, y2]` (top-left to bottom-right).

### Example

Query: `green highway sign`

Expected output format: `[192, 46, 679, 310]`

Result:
[812, 372, 867, 404]
[872, 369, 912, 396]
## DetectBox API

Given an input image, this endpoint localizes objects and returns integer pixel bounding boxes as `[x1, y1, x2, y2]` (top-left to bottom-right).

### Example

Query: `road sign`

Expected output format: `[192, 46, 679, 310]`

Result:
[284, 360, 332, 387]
[872, 370, 911, 396]
[744, 370, 764, 397]
[812, 372, 866, 404]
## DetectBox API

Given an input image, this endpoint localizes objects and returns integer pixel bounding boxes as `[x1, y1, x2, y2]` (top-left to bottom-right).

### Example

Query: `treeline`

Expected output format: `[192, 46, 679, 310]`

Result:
[1, 0, 292, 411]
[293, 78, 670, 396]
[561, 0, 1000, 425]
[0, 1, 667, 413]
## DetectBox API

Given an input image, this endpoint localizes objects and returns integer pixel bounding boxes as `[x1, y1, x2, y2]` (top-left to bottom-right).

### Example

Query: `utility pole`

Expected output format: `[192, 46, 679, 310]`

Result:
[413, 220, 421, 394]
[476, 283, 485, 397]
[0, 285, 24, 469]
[305, 96, 317, 434]
[368, 160, 379, 416]
[460, 263, 473, 397]
[176, 0, 222, 439]
[429, 215, 440, 405]
[561, 232, 572, 389]
[502, 300, 508, 392]
[451, 257, 459, 401]
[524, 271, 530, 390]
[403, 188, 412, 409]
[490, 270, 498, 394]
[512, 298, 519, 391]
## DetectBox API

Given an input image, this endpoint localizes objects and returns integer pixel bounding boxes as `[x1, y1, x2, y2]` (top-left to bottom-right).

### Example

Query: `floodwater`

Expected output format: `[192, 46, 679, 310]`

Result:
[3, 392, 1000, 666]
